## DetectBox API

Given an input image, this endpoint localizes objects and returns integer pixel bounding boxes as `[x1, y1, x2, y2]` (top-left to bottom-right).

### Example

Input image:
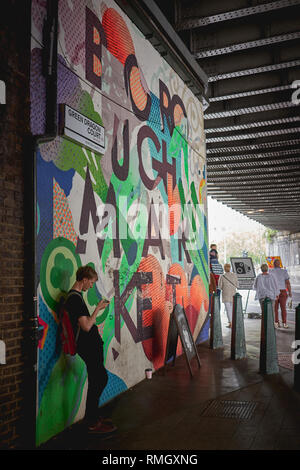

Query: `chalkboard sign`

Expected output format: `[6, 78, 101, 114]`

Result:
[164, 304, 201, 377]
[164, 312, 178, 367]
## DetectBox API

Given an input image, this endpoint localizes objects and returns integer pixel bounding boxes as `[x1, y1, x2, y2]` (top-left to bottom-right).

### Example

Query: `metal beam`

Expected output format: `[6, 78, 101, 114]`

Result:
[205, 101, 298, 120]
[238, 213, 300, 218]
[194, 32, 300, 58]
[216, 206, 300, 212]
[207, 139, 300, 154]
[208, 171, 300, 181]
[204, 117, 300, 134]
[208, 60, 300, 82]
[175, 0, 300, 31]
[208, 158, 300, 169]
[231, 211, 300, 216]
[205, 88, 294, 115]
[207, 188, 300, 195]
[207, 182, 300, 191]
[205, 127, 300, 143]
[214, 193, 300, 198]
[215, 201, 300, 207]
[220, 212, 300, 217]
[208, 193, 300, 199]
[207, 150, 300, 164]
[208, 84, 295, 102]
[214, 188, 300, 193]
[208, 167, 300, 179]
[221, 207, 300, 212]
[207, 181, 300, 186]
[208, 197, 300, 203]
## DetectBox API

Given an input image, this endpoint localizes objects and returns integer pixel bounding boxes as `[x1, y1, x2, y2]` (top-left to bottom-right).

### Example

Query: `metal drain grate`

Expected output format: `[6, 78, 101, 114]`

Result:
[277, 352, 293, 370]
[200, 400, 258, 420]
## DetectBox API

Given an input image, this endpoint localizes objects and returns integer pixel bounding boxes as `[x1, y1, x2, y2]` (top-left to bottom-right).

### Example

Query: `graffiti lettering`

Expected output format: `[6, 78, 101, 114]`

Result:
[113, 269, 187, 345]
[159, 79, 187, 135]
[178, 231, 192, 264]
[111, 116, 130, 181]
[137, 125, 177, 192]
[152, 139, 176, 193]
[113, 270, 153, 343]
[124, 54, 152, 121]
[98, 183, 121, 258]
[137, 125, 160, 190]
[166, 273, 181, 305]
[142, 200, 165, 260]
[76, 167, 103, 255]
[77, 168, 121, 258]
[85, 6, 107, 90]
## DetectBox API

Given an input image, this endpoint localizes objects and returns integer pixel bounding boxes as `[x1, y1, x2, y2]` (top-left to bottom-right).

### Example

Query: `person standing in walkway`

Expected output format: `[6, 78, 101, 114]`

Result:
[209, 244, 219, 262]
[210, 244, 223, 291]
[253, 263, 279, 320]
[270, 259, 292, 328]
[65, 265, 117, 435]
[218, 263, 238, 328]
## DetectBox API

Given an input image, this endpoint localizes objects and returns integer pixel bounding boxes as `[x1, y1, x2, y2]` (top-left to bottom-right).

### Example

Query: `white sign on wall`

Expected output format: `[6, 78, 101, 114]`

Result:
[231, 257, 256, 278]
[231, 257, 256, 290]
[59, 104, 105, 154]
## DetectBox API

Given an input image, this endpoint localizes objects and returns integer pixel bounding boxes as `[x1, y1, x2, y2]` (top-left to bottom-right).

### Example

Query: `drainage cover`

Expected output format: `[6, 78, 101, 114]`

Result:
[277, 352, 293, 370]
[200, 400, 258, 420]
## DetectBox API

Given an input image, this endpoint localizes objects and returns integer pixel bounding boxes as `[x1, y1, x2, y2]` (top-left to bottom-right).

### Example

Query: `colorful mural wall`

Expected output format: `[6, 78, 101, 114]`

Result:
[31, 0, 209, 446]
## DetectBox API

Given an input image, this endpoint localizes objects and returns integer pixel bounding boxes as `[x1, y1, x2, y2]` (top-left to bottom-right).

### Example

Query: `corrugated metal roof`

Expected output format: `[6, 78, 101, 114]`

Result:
[155, 0, 300, 232]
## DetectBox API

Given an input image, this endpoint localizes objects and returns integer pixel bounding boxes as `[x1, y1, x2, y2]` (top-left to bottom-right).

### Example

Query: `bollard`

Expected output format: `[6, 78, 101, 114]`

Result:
[210, 293, 223, 349]
[259, 297, 279, 375]
[294, 304, 300, 392]
[231, 293, 246, 360]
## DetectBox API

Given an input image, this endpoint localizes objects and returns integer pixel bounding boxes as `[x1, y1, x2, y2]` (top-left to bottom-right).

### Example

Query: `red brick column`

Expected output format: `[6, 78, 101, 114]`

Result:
[0, 0, 32, 449]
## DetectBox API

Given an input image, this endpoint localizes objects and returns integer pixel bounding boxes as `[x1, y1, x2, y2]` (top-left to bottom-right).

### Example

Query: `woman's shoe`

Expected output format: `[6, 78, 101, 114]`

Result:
[283, 323, 289, 329]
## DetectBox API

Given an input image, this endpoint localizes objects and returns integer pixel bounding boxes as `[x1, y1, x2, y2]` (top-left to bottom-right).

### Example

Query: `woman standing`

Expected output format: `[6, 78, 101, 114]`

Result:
[253, 263, 279, 321]
[218, 263, 238, 328]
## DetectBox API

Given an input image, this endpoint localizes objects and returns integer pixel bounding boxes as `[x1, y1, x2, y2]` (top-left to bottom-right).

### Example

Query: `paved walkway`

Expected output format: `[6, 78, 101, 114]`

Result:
[39, 289, 300, 452]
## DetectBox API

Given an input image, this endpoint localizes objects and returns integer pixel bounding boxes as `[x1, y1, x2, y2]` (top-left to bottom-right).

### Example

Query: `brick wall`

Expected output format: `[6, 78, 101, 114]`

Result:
[0, 0, 32, 449]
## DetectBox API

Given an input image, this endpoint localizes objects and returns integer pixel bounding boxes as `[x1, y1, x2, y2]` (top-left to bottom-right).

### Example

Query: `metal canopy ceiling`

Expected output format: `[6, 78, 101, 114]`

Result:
[154, 0, 300, 232]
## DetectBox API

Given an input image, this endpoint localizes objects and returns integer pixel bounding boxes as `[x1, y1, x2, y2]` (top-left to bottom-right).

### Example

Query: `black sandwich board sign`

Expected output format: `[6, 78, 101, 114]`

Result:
[164, 304, 201, 377]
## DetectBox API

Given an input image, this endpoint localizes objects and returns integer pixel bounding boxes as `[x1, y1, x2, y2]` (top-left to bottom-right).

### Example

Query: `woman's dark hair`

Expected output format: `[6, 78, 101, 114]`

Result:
[76, 265, 98, 281]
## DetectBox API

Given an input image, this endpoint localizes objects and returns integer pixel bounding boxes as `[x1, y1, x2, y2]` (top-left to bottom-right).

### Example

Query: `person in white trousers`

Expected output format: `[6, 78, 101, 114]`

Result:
[218, 263, 238, 328]
[253, 263, 279, 324]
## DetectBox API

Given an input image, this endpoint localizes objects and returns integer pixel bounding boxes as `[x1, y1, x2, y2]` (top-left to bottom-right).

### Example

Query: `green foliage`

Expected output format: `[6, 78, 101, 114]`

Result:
[263, 228, 278, 243]
[216, 230, 267, 268]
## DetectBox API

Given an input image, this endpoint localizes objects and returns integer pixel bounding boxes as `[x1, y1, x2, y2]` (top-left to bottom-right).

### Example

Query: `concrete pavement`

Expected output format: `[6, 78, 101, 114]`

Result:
[39, 285, 300, 451]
